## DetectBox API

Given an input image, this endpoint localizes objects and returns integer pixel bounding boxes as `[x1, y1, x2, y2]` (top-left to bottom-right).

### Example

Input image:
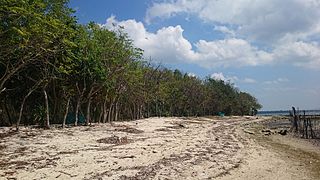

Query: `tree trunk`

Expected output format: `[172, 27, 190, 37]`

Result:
[3, 97, 12, 126]
[86, 98, 91, 125]
[85, 87, 94, 126]
[147, 102, 150, 118]
[17, 97, 27, 131]
[75, 97, 81, 126]
[108, 97, 116, 123]
[52, 81, 58, 122]
[133, 104, 136, 120]
[111, 105, 115, 122]
[103, 97, 108, 123]
[115, 102, 119, 121]
[43, 89, 50, 129]
[137, 104, 140, 119]
[98, 104, 103, 124]
[16, 89, 36, 131]
[62, 97, 70, 128]
[130, 105, 134, 120]
[108, 104, 113, 123]
[75, 81, 86, 126]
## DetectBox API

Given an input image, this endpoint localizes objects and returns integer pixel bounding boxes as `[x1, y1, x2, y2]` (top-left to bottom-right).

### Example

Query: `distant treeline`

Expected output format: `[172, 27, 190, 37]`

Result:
[0, 0, 261, 130]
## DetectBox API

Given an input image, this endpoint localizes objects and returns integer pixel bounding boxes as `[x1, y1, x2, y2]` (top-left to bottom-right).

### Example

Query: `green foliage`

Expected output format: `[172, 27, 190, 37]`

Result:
[32, 105, 45, 124]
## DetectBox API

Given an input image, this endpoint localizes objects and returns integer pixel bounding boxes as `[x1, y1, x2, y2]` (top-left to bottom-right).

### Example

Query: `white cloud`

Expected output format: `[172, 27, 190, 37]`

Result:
[210, 73, 258, 84]
[210, 73, 238, 83]
[277, 78, 289, 82]
[102, 16, 274, 68]
[145, 0, 205, 24]
[243, 78, 256, 84]
[263, 87, 297, 92]
[273, 41, 320, 69]
[214, 26, 235, 37]
[102, 16, 320, 70]
[263, 78, 289, 85]
[187, 72, 197, 77]
[194, 39, 273, 67]
[102, 16, 196, 64]
[146, 0, 320, 43]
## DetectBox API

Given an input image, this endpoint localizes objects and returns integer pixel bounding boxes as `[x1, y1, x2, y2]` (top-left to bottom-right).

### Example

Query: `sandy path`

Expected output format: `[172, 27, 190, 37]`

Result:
[0, 117, 316, 179]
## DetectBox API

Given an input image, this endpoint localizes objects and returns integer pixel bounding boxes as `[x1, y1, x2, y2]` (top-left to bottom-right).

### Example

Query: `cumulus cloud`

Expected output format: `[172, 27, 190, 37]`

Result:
[210, 73, 238, 83]
[274, 41, 320, 69]
[102, 16, 197, 64]
[263, 78, 289, 85]
[243, 78, 256, 84]
[101, 16, 274, 68]
[102, 16, 320, 69]
[194, 39, 273, 67]
[146, 0, 320, 43]
[214, 25, 235, 37]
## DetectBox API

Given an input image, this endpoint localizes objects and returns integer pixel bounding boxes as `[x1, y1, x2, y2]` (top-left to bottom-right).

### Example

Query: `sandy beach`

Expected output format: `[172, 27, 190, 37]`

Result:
[0, 116, 319, 179]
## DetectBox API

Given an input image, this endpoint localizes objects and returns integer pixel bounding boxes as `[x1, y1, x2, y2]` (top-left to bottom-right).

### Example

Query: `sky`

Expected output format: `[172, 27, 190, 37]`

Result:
[69, 0, 320, 111]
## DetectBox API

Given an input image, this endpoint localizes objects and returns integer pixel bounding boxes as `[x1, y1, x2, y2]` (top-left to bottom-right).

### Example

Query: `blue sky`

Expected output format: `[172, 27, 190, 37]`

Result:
[69, 0, 320, 111]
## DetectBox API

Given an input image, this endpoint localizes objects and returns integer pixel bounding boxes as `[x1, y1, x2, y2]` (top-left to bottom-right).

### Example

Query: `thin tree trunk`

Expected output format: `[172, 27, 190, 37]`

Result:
[138, 104, 141, 119]
[85, 87, 94, 126]
[115, 102, 119, 121]
[86, 98, 91, 125]
[62, 97, 70, 128]
[147, 102, 150, 118]
[16, 89, 36, 131]
[130, 105, 134, 120]
[133, 104, 136, 120]
[52, 81, 58, 122]
[75, 81, 86, 126]
[75, 97, 81, 126]
[17, 97, 28, 131]
[103, 97, 108, 123]
[108, 104, 113, 123]
[137, 105, 140, 120]
[43, 89, 50, 129]
[111, 105, 115, 122]
[108, 97, 116, 123]
[3, 98, 12, 126]
[98, 104, 103, 124]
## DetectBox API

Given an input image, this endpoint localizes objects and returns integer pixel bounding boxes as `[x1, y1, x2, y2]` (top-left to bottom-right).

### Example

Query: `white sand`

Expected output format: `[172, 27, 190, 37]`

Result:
[0, 116, 317, 179]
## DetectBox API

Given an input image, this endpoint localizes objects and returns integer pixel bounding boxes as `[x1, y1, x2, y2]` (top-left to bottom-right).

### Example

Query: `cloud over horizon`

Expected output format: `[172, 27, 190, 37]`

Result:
[102, 15, 320, 70]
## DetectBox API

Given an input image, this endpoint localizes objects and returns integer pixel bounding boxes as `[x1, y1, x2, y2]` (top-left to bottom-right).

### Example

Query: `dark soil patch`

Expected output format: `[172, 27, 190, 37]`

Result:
[0, 131, 17, 139]
[154, 128, 173, 132]
[115, 127, 144, 134]
[14, 147, 28, 153]
[112, 155, 135, 159]
[97, 136, 131, 145]
[0, 160, 29, 169]
[57, 150, 79, 155]
[0, 145, 6, 150]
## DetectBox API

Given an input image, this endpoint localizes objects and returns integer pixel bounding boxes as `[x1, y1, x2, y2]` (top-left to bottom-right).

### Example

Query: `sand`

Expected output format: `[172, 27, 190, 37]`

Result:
[0, 116, 318, 179]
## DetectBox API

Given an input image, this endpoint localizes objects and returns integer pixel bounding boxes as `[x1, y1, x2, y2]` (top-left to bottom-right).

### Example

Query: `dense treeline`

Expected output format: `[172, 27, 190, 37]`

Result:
[0, 0, 261, 130]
